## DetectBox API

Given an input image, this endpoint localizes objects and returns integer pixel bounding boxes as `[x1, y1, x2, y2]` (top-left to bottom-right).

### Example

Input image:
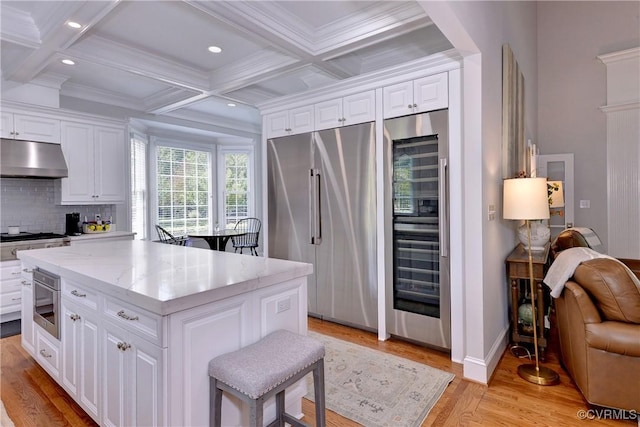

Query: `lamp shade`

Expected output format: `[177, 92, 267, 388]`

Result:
[503, 177, 551, 220]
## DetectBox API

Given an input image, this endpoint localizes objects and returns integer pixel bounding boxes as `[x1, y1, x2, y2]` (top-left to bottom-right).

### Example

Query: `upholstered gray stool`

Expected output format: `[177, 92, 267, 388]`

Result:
[208, 329, 326, 427]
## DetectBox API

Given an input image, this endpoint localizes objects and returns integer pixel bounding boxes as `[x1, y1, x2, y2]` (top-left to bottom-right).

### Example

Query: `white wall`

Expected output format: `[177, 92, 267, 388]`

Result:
[537, 1, 640, 250]
[423, 0, 538, 382]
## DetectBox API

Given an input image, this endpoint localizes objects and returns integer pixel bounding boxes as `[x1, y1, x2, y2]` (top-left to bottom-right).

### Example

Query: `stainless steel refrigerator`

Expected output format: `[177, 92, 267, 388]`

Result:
[267, 122, 377, 330]
[384, 110, 451, 350]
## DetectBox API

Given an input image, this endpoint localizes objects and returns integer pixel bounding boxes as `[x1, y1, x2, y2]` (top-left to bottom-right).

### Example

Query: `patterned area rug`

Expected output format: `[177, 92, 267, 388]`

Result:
[305, 331, 455, 427]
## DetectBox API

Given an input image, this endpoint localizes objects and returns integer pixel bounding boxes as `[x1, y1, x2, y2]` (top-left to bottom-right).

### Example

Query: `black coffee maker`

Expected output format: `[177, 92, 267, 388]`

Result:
[65, 212, 82, 236]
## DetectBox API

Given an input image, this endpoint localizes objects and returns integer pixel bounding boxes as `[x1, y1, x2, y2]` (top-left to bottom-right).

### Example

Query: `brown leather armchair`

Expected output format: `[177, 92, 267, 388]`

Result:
[552, 231, 640, 411]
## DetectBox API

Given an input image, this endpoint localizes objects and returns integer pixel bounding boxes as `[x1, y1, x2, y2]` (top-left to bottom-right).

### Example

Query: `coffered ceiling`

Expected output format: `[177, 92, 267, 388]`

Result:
[0, 1, 452, 138]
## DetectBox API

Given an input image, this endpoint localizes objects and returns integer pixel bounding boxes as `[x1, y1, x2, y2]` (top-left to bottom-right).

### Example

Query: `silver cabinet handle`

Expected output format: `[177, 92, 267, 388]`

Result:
[117, 342, 131, 351]
[39, 349, 52, 358]
[117, 310, 139, 321]
[413, 103, 418, 108]
[70, 313, 81, 321]
[11, 297, 21, 301]
[439, 157, 448, 258]
[23, 268, 33, 273]
[21, 280, 31, 287]
[309, 169, 322, 245]
[71, 290, 86, 298]
[11, 271, 21, 275]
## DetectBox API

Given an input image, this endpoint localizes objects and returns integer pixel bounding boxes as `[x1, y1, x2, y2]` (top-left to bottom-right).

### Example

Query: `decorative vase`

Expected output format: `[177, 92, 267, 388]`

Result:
[517, 221, 550, 251]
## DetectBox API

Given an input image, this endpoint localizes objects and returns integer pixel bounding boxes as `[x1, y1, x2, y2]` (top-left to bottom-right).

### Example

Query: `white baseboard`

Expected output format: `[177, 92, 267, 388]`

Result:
[462, 326, 509, 384]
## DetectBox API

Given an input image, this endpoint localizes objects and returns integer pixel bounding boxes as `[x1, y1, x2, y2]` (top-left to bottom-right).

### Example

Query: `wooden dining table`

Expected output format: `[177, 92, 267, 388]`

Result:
[188, 229, 247, 251]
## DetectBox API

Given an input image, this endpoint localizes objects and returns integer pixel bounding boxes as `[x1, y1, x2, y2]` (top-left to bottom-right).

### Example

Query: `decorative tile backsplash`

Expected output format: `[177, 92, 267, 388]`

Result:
[1, 178, 114, 234]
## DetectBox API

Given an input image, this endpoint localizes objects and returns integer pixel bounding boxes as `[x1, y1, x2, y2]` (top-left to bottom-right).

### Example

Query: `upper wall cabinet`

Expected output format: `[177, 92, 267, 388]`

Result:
[57, 121, 126, 205]
[382, 72, 448, 119]
[1, 112, 61, 143]
[314, 90, 376, 131]
[264, 106, 314, 139]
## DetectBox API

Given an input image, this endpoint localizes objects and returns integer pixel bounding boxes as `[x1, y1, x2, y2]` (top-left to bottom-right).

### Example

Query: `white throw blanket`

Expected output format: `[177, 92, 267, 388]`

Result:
[544, 247, 616, 298]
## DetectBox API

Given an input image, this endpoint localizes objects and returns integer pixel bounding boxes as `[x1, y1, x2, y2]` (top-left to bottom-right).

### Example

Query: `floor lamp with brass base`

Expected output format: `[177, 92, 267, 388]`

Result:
[504, 177, 560, 386]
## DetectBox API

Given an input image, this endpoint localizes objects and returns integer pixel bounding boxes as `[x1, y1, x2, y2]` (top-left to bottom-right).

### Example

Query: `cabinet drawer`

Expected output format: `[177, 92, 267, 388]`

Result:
[36, 327, 60, 379]
[104, 297, 162, 345]
[62, 280, 99, 311]
[0, 290, 22, 313]
[1, 278, 22, 295]
[1, 261, 22, 280]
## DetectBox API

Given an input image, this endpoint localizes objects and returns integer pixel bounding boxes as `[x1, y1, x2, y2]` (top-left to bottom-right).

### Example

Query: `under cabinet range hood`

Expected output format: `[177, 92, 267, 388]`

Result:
[1, 138, 68, 178]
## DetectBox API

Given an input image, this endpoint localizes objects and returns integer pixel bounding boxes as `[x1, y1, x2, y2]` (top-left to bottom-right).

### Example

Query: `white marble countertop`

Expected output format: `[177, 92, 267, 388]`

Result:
[67, 231, 136, 241]
[18, 240, 313, 315]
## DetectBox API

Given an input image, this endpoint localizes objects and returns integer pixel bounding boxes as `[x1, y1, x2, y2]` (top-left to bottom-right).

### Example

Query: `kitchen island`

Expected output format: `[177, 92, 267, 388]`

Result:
[18, 240, 313, 427]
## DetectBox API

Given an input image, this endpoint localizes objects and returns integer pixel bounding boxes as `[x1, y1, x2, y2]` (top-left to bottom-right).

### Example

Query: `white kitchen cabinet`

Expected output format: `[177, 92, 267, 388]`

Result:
[20, 262, 35, 354]
[61, 300, 100, 423]
[264, 105, 314, 138]
[58, 121, 126, 204]
[35, 324, 61, 380]
[314, 90, 375, 131]
[1, 260, 24, 321]
[383, 72, 448, 119]
[1, 112, 61, 143]
[102, 319, 164, 427]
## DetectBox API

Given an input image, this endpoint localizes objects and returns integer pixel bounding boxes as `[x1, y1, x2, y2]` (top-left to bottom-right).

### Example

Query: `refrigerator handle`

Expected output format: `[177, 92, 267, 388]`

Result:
[314, 170, 322, 244]
[439, 158, 448, 258]
[309, 169, 322, 245]
[309, 170, 315, 244]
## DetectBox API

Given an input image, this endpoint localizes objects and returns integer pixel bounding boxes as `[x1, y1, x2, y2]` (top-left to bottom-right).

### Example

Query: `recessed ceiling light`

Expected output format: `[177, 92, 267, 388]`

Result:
[67, 21, 82, 29]
[61, 59, 75, 65]
[227, 103, 236, 107]
[208, 46, 222, 54]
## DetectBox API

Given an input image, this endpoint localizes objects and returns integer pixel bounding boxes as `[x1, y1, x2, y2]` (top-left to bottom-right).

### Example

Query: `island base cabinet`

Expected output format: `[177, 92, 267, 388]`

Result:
[20, 264, 35, 355]
[102, 320, 165, 427]
[168, 277, 308, 427]
[61, 301, 100, 423]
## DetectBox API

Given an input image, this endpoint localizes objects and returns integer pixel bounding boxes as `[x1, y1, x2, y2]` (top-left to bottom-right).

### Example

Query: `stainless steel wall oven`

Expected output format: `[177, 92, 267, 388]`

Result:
[33, 268, 61, 339]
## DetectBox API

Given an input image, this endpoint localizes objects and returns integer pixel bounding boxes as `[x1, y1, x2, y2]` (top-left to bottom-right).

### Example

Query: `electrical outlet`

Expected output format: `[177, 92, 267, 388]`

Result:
[276, 298, 291, 313]
[488, 203, 496, 221]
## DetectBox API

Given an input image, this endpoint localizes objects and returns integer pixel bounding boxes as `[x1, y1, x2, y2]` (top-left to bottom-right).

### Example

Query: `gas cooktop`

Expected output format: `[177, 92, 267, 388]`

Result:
[0, 232, 67, 243]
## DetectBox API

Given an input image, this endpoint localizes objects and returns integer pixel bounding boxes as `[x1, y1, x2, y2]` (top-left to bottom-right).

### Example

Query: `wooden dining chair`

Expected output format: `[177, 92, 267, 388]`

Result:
[231, 218, 261, 256]
[155, 225, 190, 246]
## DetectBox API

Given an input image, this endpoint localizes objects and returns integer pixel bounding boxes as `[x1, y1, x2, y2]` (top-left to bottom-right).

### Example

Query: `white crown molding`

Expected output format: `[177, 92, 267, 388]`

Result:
[2, 99, 126, 126]
[258, 49, 462, 114]
[31, 72, 69, 89]
[66, 35, 210, 92]
[62, 81, 147, 111]
[0, 5, 40, 48]
[32, 1, 82, 42]
[597, 46, 640, 64]
[144, 87, 201, 112]
[600, 102, 640, 113]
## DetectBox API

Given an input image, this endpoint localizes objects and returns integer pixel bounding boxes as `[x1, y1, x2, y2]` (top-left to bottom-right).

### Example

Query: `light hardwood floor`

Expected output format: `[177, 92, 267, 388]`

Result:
[1, 317, 636, 426]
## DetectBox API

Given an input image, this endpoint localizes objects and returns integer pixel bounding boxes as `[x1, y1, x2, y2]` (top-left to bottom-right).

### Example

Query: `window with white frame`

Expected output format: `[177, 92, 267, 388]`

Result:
[156, 145, 210, 236]
[218, 147, 253, 227]
[130, 134, 147, 240]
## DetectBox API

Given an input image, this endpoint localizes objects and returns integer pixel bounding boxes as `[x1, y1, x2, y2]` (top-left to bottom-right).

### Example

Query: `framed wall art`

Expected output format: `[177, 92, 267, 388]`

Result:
[502, 43, 527, 179]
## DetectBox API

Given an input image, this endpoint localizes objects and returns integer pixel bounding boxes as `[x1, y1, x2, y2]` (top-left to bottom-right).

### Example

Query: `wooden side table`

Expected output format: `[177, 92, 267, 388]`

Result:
[505, 243, 551, 360]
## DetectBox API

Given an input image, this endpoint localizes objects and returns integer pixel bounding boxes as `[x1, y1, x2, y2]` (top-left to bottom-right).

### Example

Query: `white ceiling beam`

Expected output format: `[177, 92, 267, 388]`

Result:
[3, 1, 120, 83]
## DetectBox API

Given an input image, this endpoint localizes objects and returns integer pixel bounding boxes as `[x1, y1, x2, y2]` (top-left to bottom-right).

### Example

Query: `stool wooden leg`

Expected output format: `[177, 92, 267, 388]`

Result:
[313, 360, 326, 427]
[209, 378, 223, 427]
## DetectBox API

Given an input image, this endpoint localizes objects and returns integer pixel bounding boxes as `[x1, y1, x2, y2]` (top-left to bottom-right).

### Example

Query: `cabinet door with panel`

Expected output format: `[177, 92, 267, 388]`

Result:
[102, 319, 164, 427]
[1, 112, 60, 143]
[59, 121, 126, 204]
[93, 125, 126, 203]
[314, 91, 375, 131]
[61, 300, 101, 422]
[383, 72, 448, 119]
[265, 106, 314, 138]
